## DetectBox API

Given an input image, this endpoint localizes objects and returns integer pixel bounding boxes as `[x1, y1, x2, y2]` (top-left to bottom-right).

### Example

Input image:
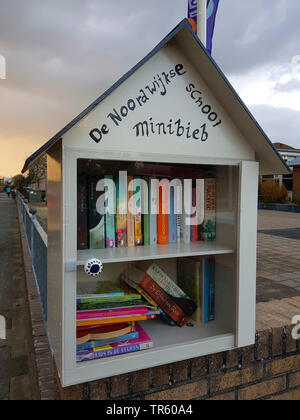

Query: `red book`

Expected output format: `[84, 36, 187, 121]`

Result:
[157, 184, 168, 245]
[122, 268, 190, 327]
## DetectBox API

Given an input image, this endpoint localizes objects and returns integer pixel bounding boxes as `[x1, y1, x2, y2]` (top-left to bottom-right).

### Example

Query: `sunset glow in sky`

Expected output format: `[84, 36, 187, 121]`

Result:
[1, 0, 300, 177]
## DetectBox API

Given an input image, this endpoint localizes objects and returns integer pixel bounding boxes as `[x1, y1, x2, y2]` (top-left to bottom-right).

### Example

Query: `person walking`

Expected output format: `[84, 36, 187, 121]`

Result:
[6, 186, 11, 198]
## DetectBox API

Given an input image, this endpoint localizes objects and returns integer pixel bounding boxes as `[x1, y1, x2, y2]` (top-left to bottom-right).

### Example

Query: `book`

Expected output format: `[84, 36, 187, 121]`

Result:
[181, 180, 192, 244]
[76, 322, 135, 346]
[127, 176, 135, 247]
[116, 173, 127, 247]
[191, 187, 198, 242]
[77, 307, 152, 321]
[77, 324, 153, 362]
[76, 312, 156, 328]
[177, 258, 202, 323]
[201, 179, 216, 241]
[203, 256, 215, 323]
[142, 176, 150, 246]
[145, 263, 197, 317]
[77, 175, 88, 249]
[76, 281, 141, 304]
[121, 267, 190, 327]
[104, 175, 116, 248]
[77, 330, 139, 352]
[169, 186, 177, 243]
[149, 178, 158, 245]
[133, 177, 143, 246]
[77, 299, 157, 312]
[88, 176, 105, 249]
[157, 180, 169, 245]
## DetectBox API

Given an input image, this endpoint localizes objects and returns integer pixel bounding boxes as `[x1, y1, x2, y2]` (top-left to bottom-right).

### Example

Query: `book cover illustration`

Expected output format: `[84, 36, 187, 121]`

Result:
[76, 322, 135, 346]
[77, 330, 139, 352]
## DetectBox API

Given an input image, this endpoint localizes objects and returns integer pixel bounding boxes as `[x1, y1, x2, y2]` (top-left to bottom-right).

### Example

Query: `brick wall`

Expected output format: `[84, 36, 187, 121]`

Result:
[293, 166, 300, 202]
[57, 326, 300, 400]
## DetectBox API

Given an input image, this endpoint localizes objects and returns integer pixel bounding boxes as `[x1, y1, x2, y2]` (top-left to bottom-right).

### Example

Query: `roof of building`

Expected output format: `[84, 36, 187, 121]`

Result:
[289, 157, 300, 167]
[22, 18, 290, 175]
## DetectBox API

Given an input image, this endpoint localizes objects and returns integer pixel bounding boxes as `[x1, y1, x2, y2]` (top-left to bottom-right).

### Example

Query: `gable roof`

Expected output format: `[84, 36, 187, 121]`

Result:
[22, 18, 290, 175]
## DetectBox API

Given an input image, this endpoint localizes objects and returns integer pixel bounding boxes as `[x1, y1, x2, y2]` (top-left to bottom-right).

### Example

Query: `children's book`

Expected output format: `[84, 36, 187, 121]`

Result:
[127, 176, 135, 247]
[76, 324, 153, 362]
[104, 175, 116, 248]
[76, 312, 156, 328]
[201, 179, 216, 241]
[133, 177, 143, 246]
[116, 173, 127, 247]
[88, 176, 105, 249]
[149, 178, 158, 245]
[77, 330, 139, 352]
[76, 281, 141, 304]
[76, 322, 135, 346]
[76, 307, 152, 321]
[142, 176, 150, 246]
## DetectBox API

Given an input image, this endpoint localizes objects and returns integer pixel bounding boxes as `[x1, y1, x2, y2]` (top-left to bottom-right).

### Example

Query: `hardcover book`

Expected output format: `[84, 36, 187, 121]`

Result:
[76, 322, 135, 346]
[77, 175, 88, 249]
[121, 267, 190, 327]
[157, 181, 169, 245]
[133, 177, 143, 246]
[201, 179, 216, 241]
[88, 176, 105, 249]
[127, 176, 135, 247]
[177, 258, 202, 323]
[169, 186, 177, 243]
[104, 175, 116, 248]
[77, 324, 153, 362]
[116, 173, 127, 247]
[149, 178, 158, 245]
[77, 330, 139, 352]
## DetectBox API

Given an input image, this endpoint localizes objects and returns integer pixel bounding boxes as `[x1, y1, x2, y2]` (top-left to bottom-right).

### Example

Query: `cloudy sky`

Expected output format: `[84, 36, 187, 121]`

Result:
[0, 0, 300, 176]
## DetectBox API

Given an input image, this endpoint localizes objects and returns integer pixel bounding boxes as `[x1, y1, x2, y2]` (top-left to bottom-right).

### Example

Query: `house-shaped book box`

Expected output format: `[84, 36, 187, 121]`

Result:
[23, 19, 289, 387]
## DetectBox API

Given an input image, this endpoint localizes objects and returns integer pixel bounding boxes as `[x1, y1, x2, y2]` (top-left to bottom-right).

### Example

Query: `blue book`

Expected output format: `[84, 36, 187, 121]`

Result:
[203, 256, 215, 324]
[169, 187, 177, 243]
[76, 330, 139, 351]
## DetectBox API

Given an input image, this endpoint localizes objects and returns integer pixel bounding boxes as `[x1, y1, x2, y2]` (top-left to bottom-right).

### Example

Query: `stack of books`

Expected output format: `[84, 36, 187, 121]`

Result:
[77, 171, 216, 250]
[76, 281, 159, 363]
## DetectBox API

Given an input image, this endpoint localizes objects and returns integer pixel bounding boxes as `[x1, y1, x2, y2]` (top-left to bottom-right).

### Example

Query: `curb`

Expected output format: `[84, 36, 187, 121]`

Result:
[17, 202, 59, 400]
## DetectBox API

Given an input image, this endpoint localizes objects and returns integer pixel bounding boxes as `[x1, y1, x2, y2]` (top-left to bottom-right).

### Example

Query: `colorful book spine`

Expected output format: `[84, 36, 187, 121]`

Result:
[146, 263, 197, 317]
[127, 176, 135, 247]
[142, 176, 150, 246]
[88, 176, 105, 249]
[177, 258, 202, 323]
[175, 180, 182, 244]
[203, 256, 215, 323]
[76, 313, 153, 328]
[116, 173, 127, 247]
[181, 180, 192, 244]
[76, 331, 139, 352]
[133, 177, 143, 246]
[104, 175, 116, 248]
[201, 179, 216, 241]
[76, 292, 141, 305]
[122, 267, 189, 327]
[169, 186, 177, 243]
[157, 181, 168, 245]
[149, 178, 158, 245]
[77, 307, 150, 320]
[191, 187, 198, 242]
[77, 324, 153, 362]
[77, 175, 88, 249]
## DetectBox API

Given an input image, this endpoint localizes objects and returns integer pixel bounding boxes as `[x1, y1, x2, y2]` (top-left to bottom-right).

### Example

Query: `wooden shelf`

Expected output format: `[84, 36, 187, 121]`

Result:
[77, 241, 235, 265]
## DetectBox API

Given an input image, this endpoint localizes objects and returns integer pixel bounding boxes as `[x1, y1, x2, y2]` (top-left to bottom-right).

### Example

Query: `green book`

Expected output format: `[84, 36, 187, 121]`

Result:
[142, 176, 150, 246]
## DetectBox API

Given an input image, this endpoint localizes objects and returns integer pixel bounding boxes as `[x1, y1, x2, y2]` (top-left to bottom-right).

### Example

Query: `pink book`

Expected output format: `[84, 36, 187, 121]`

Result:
[76, 307, 150, 320]
[77, 323, 153, 362]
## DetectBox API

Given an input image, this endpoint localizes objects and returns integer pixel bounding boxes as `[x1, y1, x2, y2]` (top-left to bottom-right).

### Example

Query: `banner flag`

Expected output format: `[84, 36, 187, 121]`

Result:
[188, 0, 220, 55]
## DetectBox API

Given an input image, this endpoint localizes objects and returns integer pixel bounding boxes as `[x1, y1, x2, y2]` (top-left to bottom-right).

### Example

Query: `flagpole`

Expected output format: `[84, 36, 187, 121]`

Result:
[197, 0, 207, 46]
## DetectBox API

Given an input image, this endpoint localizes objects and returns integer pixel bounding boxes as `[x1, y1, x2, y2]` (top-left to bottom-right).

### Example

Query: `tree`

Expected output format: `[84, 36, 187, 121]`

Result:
[27, 155, 47, 189]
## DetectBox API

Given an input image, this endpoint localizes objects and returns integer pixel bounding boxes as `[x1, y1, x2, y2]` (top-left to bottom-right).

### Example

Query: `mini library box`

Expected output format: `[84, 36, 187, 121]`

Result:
[23, 19, 289, 387]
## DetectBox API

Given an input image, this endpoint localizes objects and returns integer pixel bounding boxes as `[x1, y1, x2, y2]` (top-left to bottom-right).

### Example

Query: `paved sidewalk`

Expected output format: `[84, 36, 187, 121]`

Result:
[0, 193, 39, 400]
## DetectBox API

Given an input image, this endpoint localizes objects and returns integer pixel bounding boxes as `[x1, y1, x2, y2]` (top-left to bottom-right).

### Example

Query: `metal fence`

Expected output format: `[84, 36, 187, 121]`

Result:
[17, 193, 48, 321]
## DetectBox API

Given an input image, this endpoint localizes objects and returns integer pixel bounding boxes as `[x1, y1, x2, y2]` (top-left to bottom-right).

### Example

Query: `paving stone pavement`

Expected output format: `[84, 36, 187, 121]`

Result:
[256, 210, 300, 330]
[0, 193, 39, 400]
